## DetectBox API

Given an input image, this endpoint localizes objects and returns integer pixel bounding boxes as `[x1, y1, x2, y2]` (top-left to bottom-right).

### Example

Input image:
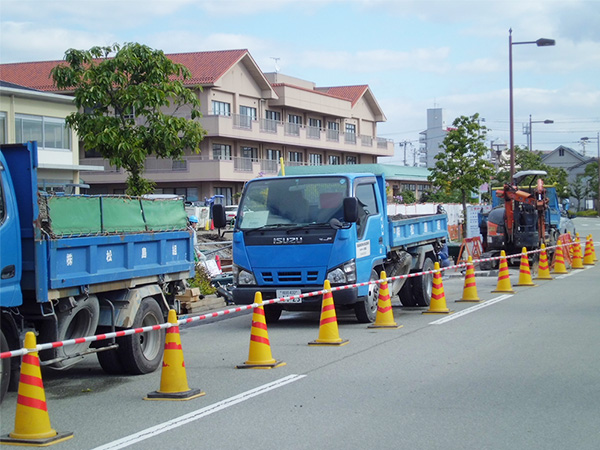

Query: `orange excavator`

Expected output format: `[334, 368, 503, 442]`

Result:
[482, 170, 551, 260]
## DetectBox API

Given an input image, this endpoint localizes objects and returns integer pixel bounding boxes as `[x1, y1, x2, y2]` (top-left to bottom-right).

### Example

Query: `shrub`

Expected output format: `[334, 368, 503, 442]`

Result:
[188, 264, 217, 295]
[576, 210, 599, 217]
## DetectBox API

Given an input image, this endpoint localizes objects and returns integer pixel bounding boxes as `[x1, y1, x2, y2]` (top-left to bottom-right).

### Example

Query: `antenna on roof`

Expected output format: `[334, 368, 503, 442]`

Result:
[270, 57, 280, 73]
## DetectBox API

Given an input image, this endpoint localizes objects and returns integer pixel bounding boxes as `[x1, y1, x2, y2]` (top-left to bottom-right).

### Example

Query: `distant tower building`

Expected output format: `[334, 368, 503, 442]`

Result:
[419, 108, 447, 168]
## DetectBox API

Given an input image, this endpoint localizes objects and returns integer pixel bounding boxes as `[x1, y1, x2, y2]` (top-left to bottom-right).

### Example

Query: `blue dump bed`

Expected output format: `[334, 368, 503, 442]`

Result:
[388, 214, 448, 249]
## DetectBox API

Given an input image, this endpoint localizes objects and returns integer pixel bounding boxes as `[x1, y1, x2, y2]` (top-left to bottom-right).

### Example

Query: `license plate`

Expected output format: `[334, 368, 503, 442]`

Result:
[277, 289, 302, 303]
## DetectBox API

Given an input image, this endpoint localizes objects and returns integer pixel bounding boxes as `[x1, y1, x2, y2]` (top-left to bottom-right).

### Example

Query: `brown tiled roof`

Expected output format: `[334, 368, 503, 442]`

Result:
[316, 85, 369, 107]
[270, 82, 351, 103]
[0, 49, 250, 91]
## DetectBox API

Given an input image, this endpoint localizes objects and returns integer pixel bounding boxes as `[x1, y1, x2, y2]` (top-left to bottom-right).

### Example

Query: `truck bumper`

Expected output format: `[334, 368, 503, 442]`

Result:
[232, 286, 359, 308]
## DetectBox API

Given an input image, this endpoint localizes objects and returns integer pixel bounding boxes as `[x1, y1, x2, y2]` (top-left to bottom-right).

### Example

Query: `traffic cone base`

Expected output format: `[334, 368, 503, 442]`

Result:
[456, 256, 481, 302]
[423, 262, 454, 314]
[0, 332, 73, 447]
[369, 271, 402, 329]
[145, 310, 204, 401]
[237, 292, 286, 368]
[535, 244, 553, 280]
[492, 250, 515, 293]
[309, 280, 349, 345]
[515, 247, 537, 287]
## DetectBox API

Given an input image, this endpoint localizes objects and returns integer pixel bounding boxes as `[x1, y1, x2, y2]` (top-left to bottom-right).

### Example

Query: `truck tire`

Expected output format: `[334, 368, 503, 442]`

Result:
[354, 269, 379, 323]
[0, 330, 10, 405]
[264, 304, 283, 323]
[52, 295, 100, 369]
[411, 257, 435, 307]
[117, 297, 165, 375]
[97, 344, 127, 375]
[398, 276, 417, 307]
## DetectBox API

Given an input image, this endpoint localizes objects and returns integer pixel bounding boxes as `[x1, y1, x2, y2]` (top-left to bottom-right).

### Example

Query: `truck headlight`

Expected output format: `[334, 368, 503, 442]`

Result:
[327, 261, 356, 284]
[234, 265, 256, 285]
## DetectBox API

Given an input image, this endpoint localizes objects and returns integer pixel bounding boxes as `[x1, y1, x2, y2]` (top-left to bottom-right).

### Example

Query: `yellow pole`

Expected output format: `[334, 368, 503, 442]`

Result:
[279, 156, 285, 176]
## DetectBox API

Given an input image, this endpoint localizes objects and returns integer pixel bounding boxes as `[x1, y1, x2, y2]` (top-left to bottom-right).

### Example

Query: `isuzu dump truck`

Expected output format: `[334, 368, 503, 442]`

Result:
[216, 165, 448, 323]
[0, 142, 194, 404]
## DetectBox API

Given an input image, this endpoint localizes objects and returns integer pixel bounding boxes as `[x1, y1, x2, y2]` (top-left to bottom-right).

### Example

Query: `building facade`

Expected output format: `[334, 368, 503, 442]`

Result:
[0, 81, 101, 192]
[0, 50, 394, 204]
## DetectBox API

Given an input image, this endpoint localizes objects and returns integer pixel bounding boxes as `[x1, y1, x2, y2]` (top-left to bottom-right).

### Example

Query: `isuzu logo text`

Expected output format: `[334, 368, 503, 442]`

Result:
[273, 237, 303, 244]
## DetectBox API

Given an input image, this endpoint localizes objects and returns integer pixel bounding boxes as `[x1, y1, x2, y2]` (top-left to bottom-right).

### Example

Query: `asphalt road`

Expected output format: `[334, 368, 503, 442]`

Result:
[1, 218, 599, 450]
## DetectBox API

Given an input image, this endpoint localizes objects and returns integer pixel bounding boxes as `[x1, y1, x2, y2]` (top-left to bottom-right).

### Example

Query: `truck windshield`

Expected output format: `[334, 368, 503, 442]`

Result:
[236, 176, 349, 230]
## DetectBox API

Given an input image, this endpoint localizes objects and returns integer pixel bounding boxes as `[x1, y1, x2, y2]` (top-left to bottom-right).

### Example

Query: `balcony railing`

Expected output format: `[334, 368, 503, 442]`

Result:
[285, 122, 301, 136]
[344, 132, 357, 145]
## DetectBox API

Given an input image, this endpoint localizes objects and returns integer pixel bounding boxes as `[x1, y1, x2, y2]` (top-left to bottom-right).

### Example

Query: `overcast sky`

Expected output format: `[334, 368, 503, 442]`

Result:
[1, 0, 599, 163]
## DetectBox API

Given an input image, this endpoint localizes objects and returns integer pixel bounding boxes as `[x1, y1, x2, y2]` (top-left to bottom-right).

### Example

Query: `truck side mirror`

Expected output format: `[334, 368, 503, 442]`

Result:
[212, 204, 227, 229]
[343, 197, 358, 223]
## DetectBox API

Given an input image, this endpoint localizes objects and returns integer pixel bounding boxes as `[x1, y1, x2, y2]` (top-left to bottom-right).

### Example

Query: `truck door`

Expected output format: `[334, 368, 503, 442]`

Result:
[354, 180, 385, 277]
[0, 161, 23, 307]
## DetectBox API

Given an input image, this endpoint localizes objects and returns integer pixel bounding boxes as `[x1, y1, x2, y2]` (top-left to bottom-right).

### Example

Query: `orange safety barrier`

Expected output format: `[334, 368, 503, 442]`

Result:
[456, 236, 483, 269]
[551, 234, 573, 269]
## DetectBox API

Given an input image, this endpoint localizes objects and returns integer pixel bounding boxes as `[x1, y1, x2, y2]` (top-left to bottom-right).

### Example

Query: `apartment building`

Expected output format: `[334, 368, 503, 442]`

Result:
[0, 49, 394, 204]
[0, 81, 101, 192]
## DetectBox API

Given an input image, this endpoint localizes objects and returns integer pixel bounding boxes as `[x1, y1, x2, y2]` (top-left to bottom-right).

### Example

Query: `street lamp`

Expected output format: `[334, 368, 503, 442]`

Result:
[581, 133, 600, 214]
[509, 28, 555, 182]
[528, 115, 554, 151]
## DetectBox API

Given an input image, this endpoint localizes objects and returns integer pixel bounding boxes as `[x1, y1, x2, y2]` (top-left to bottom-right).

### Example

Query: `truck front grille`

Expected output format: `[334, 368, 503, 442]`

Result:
[260, 270, 320, 284]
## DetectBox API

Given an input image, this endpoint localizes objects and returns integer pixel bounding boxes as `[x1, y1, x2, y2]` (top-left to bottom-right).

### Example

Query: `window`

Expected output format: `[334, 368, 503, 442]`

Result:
[309, 153, 322, 165]
[288, 114, 302, 125]
[559, 148, 565, 157]
[213, 144, 232, 160]
[327, 121, 340, 141]
[212, 101, 231, 116]
[355, 182, 378, 237]
[308, 118, 322, 139]
[286, 114, 302, 136]
[289, 151, 303, 164]
[15, 114, 70, 150]
[266, 149, 281, 161]
[328, 155, 340, 165]
[241, 146, 258, 161]
[344, 123, 356, 144]
[0, 112, 6, 144]
[0, 171, 5, 225]
[215, 187, 233, 205]
[155, 187, 198, 202]
[346, 156, 357, 164]
[265, 110, 281, 121]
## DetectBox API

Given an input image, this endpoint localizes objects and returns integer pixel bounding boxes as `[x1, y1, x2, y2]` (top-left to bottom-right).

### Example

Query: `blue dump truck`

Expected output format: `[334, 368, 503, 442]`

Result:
[217, 165, 448, 323]
[0, 142, 194, 404]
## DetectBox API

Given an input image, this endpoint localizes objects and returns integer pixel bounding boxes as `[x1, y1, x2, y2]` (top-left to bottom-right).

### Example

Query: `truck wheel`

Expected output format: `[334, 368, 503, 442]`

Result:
[97, 345, 127, 375]
[0, 330, 10, 405]
[412, 257, 435, 307]
[398, 276, 417, 307]
[264, 305, 282, 323]
[52, 295, 100, 369]
[354, 269, 380, 323]
[118, 297, 165, 375]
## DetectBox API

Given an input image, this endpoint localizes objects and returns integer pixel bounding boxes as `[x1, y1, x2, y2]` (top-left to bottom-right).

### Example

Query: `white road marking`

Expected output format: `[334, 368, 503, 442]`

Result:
[429, 294, 513, 325]
[93, 374, 306, 450]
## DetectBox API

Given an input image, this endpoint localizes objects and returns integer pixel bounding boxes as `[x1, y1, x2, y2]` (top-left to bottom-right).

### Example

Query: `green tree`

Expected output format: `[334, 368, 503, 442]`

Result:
[583, 160, 598, 204]
[428, 113, 494, 238]
[51, 43, 207, 195]
[570, 176, 589, 211]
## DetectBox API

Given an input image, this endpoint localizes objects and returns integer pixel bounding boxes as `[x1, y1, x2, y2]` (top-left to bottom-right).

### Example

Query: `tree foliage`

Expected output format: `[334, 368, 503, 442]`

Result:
[583, 160, 598, 200]
[51, 43, 207, 195]
[428, 113, 494, 237]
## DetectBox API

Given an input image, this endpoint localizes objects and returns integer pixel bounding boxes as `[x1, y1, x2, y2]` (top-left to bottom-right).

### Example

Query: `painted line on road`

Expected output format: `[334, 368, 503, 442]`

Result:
[555, 265, 592, 279]
[92, 374, 306, 450]
[428, 294, 513, 325]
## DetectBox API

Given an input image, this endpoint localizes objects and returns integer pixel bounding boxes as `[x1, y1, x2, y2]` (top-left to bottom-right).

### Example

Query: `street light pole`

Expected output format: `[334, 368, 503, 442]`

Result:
[528, 115, 554, 151]
[508, 29, 555, 182]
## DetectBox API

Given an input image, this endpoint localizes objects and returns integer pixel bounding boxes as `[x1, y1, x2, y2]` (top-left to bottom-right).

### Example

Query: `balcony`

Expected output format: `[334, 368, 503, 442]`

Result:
[201, 114, 394, 156]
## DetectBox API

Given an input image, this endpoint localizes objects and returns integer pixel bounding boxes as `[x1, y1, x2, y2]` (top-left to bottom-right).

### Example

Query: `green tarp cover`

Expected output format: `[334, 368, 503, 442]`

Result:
[46, 195, 188, 237]
[141, 198, 188, 231]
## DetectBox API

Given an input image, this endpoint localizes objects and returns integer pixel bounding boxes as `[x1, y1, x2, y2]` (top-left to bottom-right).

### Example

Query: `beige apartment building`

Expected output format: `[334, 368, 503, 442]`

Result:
[0, 49, 394, 204]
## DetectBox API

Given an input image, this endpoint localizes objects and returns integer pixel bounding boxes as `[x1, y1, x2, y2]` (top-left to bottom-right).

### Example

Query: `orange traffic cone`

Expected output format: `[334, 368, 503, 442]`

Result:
[583, 235, 595, 266]
[492, 250, 515, 293]
[589, 235, 598, 262]
[515, 247, 537, 286]
[237, 292, 286, 368]
[551, 244, 569, 274]
[368, 271, 401, 328]
[146, 310, 205, 400]
[0, 332, 73, 446]
[423, 262, 453, 314]
[572, 236, 584, 269]
[535, 244, 553, 280]
[456, 256, 481, 302]
[309, 280, 349, 345]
